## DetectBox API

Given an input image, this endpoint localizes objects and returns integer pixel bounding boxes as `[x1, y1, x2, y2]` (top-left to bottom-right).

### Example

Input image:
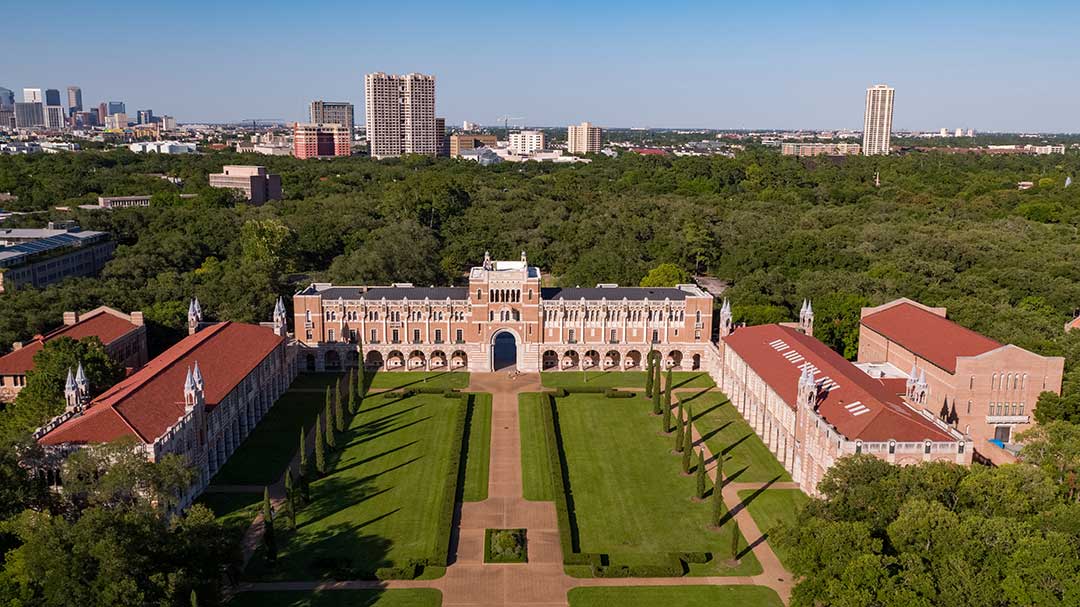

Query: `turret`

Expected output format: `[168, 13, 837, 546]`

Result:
[718, 299, 733, 338]
[797, 364, 818, 411]
[799, 299, 814, 336]
[272, 297, 288, 337]
[912, 369, 929, 405]
[482, 251, 493, 271]
[187, 297, 203, 335]
[192, 360, 205, 392]
[64, 368, 78, 411]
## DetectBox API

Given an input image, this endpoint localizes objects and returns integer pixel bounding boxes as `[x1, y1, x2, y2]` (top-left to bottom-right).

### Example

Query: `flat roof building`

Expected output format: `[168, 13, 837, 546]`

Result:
[364, 72, 436, 158]
[567, 121, 602, 154]
[292, 122, 350, 159]
[863, 84, 894, 156]
[309, 101, 354, 140]
[509, 130, 547, 154]
[450, 134, 497, 157]
[0, 227, 114, 293]
[208, 165, 282, 205]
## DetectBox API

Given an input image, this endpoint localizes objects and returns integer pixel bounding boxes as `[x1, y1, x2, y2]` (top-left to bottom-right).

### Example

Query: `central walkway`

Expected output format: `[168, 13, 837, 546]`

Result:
[237, 372, 795, 606]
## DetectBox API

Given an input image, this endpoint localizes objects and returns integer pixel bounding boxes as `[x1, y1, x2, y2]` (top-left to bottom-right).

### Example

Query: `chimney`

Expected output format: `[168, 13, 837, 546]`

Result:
[63, 311, 79, 325]
[130, 311, 145, 326]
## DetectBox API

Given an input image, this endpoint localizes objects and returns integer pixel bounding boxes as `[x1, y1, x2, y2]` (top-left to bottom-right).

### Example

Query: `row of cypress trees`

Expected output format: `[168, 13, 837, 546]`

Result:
[263, 369, 366, 562]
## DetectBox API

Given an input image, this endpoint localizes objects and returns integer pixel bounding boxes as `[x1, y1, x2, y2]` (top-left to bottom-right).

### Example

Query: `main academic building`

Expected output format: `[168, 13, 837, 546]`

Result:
[294, 253, 715, 374]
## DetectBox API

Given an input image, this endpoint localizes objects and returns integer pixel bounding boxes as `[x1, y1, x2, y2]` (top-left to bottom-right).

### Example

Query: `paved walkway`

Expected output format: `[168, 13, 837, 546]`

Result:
[234, 374, 797, 605]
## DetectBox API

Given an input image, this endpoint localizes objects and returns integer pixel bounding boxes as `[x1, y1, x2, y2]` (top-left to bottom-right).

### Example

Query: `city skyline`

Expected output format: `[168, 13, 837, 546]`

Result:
[2, 1, 1079, 132]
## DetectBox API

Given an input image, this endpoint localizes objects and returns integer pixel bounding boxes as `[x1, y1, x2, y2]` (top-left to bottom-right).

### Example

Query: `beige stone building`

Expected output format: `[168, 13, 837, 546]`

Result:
[781, 142, 861, 156]
[208, 165, 282, 205]
[567, 121, 602, 154]
[292, 254, 714, 373]
[509, 130, 547, 154]
[364, 72, 436, 158]
[862, 84, 894, 156]
[856, 298, 1064, 464]
[309, 101, 354, 139]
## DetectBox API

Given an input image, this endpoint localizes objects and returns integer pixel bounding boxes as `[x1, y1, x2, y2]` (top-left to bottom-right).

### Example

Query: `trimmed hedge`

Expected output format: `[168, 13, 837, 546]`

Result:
[604, 388, 635, 399]
[429, 393, 470, 567]
[677, 551, 712, 564]
[591, 553, 685, 578]
[375, 563, 419, 580]
[564, 386, 606, 394]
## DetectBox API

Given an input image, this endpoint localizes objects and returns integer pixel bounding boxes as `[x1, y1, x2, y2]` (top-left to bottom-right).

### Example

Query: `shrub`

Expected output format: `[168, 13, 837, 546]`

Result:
[374, 564, 420, 580]
[484, 528, 528, 563]
[565, 385, 605, 394]
[591, 553, 684, 577]
[429, 395, 469, 567]
[604, 388, 634, 398]
[677, 551, 711, 564]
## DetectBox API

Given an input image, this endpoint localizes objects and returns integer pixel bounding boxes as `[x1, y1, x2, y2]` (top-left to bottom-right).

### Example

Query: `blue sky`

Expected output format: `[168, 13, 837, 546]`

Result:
[3, 1, 1078, 131]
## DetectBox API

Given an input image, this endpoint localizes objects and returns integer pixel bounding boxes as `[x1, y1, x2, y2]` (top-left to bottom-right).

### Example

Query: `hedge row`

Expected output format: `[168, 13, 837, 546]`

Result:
[429, 392, 470, 568]
[549, 387, 636, 398]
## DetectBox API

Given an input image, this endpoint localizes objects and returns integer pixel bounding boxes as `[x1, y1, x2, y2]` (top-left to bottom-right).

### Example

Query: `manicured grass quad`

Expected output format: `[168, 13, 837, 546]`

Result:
[684, 391, 792, 483]
[247, 392, 477, 581]
[365, 371, 470, 392]
[519, 393, 555, 501]
[541, 371, 714, 390]
[227, 589, 442, 606]
[462, 393, 492, 502]
[737, 488, 811, 571]
[567, 585, 783, 607]
[195, 491, 263, 538]
[211, 389, 326, 486]
[550, 393, 761, 576]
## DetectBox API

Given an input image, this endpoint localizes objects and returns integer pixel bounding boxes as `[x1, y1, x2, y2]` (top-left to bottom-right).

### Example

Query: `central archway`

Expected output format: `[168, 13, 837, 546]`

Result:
[492, 331, 518, 371]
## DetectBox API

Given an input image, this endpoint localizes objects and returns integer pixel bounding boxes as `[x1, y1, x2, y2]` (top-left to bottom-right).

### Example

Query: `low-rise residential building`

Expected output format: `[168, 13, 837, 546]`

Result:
[781, 142, 862, 156]
[129, 141, 196, 154]
[0, 227, 114, 293]
[0, 306, 148, 402]
[856, 298, 1064, 464]
[208, 165, 282, 204]
[35, 307, 297, 508]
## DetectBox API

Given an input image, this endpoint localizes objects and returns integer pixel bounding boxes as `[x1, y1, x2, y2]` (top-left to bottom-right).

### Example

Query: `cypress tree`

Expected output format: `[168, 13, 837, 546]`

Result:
[711, 470, 724, 528]
[681, 410, 693, 473]
[348, 369, 358, 414]
[299, 426, 308, 473]
[652, 377, 662, 416]
[284, 469, 297, 529]
[263, 487, 277, 561]
[645, 351, 654, 398]
[333, 378, 345, 433]
[325, 400, 337, 450]
[315, 416, 327, 476]
[695, 448, 707, 499]
[730, 521, 740, 560]
[674, 407, 685, 452]
[190, 590, 198, 607]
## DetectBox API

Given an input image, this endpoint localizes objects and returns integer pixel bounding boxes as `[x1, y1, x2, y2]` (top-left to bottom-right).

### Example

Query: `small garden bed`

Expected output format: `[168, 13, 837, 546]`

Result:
[484, 528, 528, 563]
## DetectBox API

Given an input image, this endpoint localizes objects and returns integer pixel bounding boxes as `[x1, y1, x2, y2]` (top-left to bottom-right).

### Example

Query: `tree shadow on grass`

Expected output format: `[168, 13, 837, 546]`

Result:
[698, 421, 732, 448]
[671, 372, 711, 390]
[362, 370, 458, 394]
[677, 388, 714, 406]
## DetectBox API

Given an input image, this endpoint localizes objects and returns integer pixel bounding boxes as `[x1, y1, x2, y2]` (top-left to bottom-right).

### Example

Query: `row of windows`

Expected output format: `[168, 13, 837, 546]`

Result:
[990, 372, 1027, 391]
[322, 327, 466, 345]
[318, 309, 467, 323]
[989, 402, 1025, 417]
[542, 308, 698, 323]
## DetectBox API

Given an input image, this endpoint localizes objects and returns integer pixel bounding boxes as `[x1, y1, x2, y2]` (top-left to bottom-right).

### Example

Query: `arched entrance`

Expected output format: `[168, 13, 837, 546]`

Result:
[492, 331, 518, 371]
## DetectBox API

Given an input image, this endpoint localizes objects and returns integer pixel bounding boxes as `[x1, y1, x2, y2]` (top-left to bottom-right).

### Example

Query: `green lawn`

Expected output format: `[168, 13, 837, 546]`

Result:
[195, 491, 262, 538]
[738, 488, 810, 571]
[463, 393, 492, 501]
[212, 389, 326, 486]
[228, 589, 442, 607]
[685, 391, 791, 483]
[246, 393, 465, 580]
[567, 586, 783, 607]
[518, 393, 553, 501]
[553, 393, 760, 576]
[364, 371, 470, 392]
[541, 371, 714, 390]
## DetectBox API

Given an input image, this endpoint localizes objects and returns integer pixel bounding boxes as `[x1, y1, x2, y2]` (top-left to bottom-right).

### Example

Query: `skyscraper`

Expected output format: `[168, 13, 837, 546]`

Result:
[14, 102, 45, 128]
[0, 87, 14, 109]
[97, 103, 107, 124]
[567, 121, 602, 154]
[67, 86, 83, 115]
[364, 72, 436, 159]
[44, 105, 66, 130]
[137, 109, 154, 124]
[862, 84, 894, 156]
[23, 88, 43, 103]
[107, 101, 125, 116]
[44, 89, 61, 107]
[309, 101, 354, 139]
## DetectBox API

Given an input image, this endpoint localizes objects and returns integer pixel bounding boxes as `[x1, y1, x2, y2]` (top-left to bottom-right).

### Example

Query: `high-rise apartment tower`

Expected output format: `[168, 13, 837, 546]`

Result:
[364, 72, 436, 158]
[309, 101, 354, 139]
[566, 121, 602, 154]
[862, 84, 894, 156]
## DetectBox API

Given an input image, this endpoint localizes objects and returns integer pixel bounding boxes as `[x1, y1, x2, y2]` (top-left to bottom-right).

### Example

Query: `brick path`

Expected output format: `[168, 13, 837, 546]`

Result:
[234, 374, 798, 605]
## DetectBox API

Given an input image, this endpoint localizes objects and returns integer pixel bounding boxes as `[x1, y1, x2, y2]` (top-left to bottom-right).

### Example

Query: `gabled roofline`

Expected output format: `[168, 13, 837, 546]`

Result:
[860, 297, 946, 320]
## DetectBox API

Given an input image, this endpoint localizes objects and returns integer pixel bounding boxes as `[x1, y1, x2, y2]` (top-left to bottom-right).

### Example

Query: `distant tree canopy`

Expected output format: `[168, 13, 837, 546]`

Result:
[639, 263, 691, 287]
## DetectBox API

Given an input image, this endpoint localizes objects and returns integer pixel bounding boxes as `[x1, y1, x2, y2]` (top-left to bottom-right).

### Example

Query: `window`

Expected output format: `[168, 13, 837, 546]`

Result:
[695, 310, 701, 324]
[370, 328, 377, 343]
[305, 330, 313, 340]
[528, 289, 533, 300]
[305, 310, 312, 322]
[651, 329, 659, 343]
[476, 289, 482, 300]
[568, 329, 576, 343]
[924, 441, 931, 454]
[455, 329, 463, 343]
[435, 329, 442, 343]
[888, 441, 895, 454]
[328, 329, 335, 342]
[958, 442, 964, 454]
[392, 329, 400, 343]
[694, 330, 701, 340]
[412, 329, 421, 343]
[610, 329, 617, 343]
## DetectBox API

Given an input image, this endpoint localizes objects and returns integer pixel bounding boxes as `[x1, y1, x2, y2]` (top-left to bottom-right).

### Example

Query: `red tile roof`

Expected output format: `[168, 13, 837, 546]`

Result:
[0, 309, 140, 376]
[860, 302, 1001, 374]
[39, 322, 283, 446]
[723, 324, 955, 442]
